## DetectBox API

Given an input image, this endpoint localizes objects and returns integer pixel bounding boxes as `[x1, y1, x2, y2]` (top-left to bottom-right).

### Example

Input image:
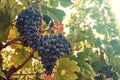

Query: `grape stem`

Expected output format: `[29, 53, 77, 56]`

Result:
[41, 29, 49, 33]
[35, 0, 42, 11]
[0, 54, 3, 68]
[6, 49, 36, 79]
[0, 36, 26, 51]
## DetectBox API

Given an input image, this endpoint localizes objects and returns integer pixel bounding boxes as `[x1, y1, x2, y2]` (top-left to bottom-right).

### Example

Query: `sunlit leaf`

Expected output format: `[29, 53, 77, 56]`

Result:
[56, 58, 80, 80]
[8, 27, 18, 40]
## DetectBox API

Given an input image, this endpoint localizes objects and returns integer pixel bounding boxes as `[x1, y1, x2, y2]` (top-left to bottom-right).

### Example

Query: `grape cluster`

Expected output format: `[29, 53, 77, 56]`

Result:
[37, 33, 72, 74]
[94, 75, 103, 80]
[101, 66, 113, 78]
[97, 66, 113, 78]
[16, 7, 42, 48]
[16, 8, 72, 75]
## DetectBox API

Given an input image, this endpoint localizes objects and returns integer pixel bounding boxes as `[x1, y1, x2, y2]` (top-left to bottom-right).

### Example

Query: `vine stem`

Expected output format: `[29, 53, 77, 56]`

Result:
[6, 49, 36, 79]
[0, 36, 26, 51]
[35, 0, 42, 11]
[12, 72, 57, 76]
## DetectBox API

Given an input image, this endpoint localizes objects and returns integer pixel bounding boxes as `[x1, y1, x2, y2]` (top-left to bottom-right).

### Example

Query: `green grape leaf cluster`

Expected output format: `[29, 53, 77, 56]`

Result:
[56, 58, 80, 80]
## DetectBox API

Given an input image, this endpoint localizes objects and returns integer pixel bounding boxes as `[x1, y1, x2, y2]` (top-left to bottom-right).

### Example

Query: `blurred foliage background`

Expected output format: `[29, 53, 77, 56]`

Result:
[0, 0, 120, 80]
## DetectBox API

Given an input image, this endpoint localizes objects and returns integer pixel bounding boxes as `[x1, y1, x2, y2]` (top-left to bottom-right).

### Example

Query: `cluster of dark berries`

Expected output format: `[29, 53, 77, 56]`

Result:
[16, 7, 42, 49]
[99, 66, 113, 78]
[94, 75, 103, 80]
[37, 33, 72, 74]
[16, 8, 72, 75]
[96, 65, 113, 79]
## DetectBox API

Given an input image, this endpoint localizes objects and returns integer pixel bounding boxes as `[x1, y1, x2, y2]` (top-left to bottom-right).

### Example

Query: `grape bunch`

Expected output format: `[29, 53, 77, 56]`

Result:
[16, 7, 72, 75]
[94, 75, 103, 80]
[101, 66, 113, 78]
[16, 7, 42, 48]
[37, 33, 72, 74]
[97, 66, 113, 78]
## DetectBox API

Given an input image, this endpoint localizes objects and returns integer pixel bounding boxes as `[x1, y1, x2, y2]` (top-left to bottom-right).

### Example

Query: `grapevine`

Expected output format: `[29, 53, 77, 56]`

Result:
[16, 7, 72, 75]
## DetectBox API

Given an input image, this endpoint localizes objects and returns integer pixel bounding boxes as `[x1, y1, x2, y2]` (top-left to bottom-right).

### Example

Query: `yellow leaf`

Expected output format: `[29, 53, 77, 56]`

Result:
[80, 41, 84, 51]
[8, 27, 18, 40]
[63, 73, 78, 80]
[85, 43, 91, 48]
[68, 18, 74, 24]
[61, 69, 66, 76]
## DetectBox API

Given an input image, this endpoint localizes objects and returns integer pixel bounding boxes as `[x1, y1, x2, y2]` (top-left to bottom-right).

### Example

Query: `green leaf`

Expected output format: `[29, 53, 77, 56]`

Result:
[85, 7, 92, 13]
[109, 40, 120, 56]
[48, 0, 59, 8]
[90, 7, 101, 20]
[104, 45, 114, 56]
[41, 4, 65, 23]
[32, 2, 37, 9]
[0, 68, 6, 79]
[94, 24, 107, 34]
[91, 60, 106, 71]
[95, 38, 102, 47]
[56, 58, 80, 80]
[112, 72, 120, 80]
[0, 0, 21, 42]
[0, 25, 10, 42]
[98, 0, 103, 4]
[0, 1, 11, 42]
[10, 3, 23, 20]
[112, 57, 120, 76]
[79, 63, 94, 80]
[59, 0, 73, 7]
[71, 52, 94, 80]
